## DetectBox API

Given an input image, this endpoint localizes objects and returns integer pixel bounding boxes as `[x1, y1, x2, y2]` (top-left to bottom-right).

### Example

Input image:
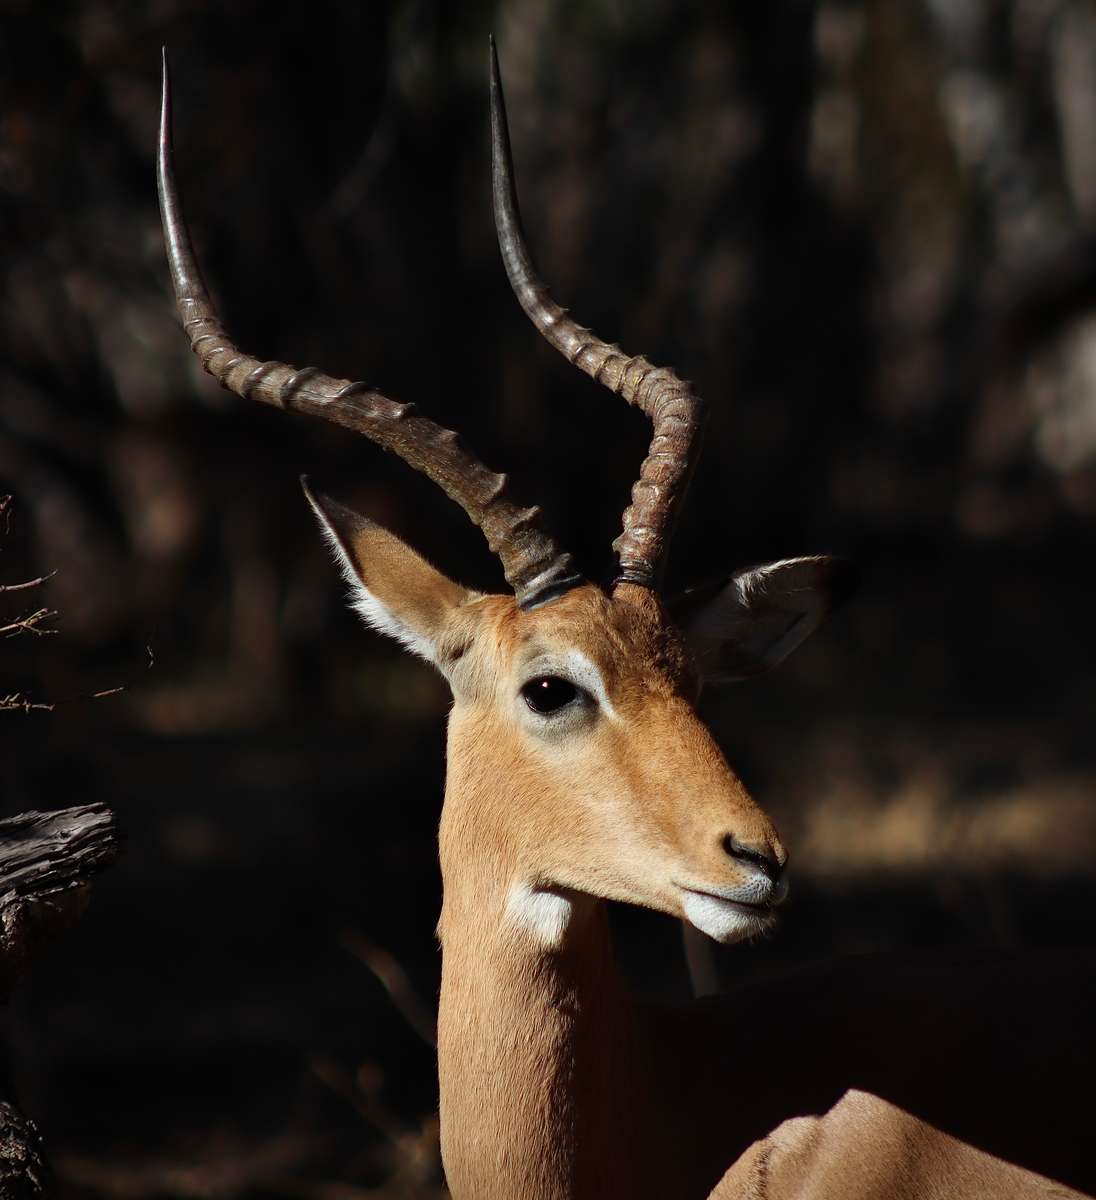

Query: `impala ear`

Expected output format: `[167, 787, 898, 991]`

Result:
[676, 556, 855, 684]
[303, 479, 474, 667]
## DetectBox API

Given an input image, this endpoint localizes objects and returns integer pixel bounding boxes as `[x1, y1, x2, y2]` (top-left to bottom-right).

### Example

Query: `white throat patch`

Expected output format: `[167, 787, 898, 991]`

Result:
[505, 883, 580, 949]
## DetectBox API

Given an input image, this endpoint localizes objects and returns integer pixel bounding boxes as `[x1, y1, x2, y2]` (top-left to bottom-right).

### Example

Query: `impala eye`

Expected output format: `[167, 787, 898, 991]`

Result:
[521, 676, 579, 714]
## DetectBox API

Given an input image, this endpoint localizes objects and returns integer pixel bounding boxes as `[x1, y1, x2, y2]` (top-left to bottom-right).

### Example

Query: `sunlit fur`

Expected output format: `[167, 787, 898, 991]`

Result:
[309, 500, 1091, 1200]
[437, 583, 784, 940]
[425, 581, 787, 1199]
[712, 1091, 1077, 1200]
[309, 496, 789, 1197]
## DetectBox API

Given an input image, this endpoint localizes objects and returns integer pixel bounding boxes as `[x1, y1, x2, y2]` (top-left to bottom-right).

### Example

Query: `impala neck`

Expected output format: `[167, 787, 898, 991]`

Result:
[436, 776, 644, 1199]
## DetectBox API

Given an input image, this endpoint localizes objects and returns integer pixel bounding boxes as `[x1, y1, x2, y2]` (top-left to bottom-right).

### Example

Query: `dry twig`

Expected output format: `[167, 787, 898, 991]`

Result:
[308, 1056, 444, 1196]
[1, 607, 58, 638]
[56, 1134, 329, 1200]
[0, 693, 54, 714]
[342, 932, 437, 1047]
[0, 572, 56, 593]
[1, 495, 56, 710]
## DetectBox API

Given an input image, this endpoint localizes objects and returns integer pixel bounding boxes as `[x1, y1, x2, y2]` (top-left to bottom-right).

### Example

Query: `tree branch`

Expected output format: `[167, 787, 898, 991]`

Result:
[0, 609, 57, 639]
[0, 573, 56, 595]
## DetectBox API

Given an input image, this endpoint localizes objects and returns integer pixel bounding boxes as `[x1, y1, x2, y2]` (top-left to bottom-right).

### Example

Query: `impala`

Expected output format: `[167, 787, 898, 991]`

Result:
[158, 42, 1095, 1200]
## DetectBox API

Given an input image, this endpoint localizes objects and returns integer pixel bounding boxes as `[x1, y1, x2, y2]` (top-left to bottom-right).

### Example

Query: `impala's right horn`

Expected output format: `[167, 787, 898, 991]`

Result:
[489, 37, 706, 592]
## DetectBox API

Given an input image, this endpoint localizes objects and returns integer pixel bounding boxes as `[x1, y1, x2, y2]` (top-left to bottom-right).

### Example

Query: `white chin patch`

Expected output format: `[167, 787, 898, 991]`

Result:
[682, 892, 771, 945]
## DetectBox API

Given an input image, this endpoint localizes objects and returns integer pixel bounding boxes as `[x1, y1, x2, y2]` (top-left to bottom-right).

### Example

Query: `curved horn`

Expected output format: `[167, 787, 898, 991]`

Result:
[157, 49, 583, 610]
[489, 38, 705, 590]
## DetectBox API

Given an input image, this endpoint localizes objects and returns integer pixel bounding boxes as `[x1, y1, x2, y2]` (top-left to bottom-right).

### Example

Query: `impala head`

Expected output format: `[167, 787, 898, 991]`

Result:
[157, 43, 851, 946]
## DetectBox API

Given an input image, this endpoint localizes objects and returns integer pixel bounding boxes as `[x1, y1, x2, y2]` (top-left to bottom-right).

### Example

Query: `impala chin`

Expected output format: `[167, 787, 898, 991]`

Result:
[680, 888, 778, 944]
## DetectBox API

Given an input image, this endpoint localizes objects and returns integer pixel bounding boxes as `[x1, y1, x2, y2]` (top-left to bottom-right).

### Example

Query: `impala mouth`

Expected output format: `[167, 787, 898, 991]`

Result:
[676, 883, 780, 945]
[684, 886, 772, 912]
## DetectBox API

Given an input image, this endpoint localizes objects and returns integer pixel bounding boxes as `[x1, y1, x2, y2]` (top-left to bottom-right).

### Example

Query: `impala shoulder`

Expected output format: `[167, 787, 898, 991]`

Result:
[711, 1112, 824, 1200]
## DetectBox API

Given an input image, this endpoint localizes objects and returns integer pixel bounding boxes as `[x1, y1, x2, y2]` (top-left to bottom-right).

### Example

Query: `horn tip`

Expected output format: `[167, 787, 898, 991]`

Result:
[159, 48, 171, 127]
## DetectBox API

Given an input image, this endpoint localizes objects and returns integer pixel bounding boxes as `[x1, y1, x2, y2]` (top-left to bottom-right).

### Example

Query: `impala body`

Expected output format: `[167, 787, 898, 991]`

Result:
[158, 41, 1096, 1200]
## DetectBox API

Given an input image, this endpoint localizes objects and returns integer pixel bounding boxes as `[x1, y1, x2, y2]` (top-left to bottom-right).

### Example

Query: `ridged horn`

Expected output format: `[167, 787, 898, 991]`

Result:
[489, 36, 706, 590]
[157, 48, 583, 610]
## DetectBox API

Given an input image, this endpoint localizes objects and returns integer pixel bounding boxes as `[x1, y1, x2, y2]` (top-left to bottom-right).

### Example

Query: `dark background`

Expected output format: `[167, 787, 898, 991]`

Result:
[2, 0, 1095, 1195]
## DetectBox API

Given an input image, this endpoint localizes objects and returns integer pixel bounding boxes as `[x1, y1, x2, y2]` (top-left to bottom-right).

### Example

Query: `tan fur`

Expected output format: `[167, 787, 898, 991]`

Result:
[345, 522, 470, 640]
[439, 584, 779, 925]
[314, 522, 1095, 1200]
[435, 583, 783, 1198]
[714, 1092, 1084, 1200]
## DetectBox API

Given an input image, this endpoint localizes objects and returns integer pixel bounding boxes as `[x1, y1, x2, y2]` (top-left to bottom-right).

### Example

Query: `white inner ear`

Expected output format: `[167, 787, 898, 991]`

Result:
[309, 503, 438, 665]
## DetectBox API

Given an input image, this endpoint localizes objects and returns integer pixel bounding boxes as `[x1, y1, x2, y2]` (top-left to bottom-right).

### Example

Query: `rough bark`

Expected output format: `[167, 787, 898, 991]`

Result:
[0, 1104, 43, 1200]
[0, 803, 119, 996]
[0, 803, 120, 1199]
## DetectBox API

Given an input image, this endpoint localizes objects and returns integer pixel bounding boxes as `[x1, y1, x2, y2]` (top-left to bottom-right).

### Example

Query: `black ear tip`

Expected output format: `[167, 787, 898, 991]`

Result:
[300, 475, 340, 518]
[301, 483, 378, 540]
[820, 556, 859, 608]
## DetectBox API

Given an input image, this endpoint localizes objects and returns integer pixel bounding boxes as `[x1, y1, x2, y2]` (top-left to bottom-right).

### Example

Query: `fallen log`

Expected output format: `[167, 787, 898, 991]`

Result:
[0, 803, 119, 995]
[0, 803, 120, 1197]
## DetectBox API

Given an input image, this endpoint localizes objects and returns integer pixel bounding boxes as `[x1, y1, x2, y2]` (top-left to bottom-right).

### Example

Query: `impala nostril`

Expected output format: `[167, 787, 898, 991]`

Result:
[722, 834, 784, 882]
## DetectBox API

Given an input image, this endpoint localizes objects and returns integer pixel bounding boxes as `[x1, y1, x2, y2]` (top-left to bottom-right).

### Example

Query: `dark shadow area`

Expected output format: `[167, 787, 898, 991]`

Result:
[2, 0, 1095, 1194]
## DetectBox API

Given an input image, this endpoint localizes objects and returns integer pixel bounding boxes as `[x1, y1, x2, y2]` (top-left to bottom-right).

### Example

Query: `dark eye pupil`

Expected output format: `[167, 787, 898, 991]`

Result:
[522, 676, 577, 714]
